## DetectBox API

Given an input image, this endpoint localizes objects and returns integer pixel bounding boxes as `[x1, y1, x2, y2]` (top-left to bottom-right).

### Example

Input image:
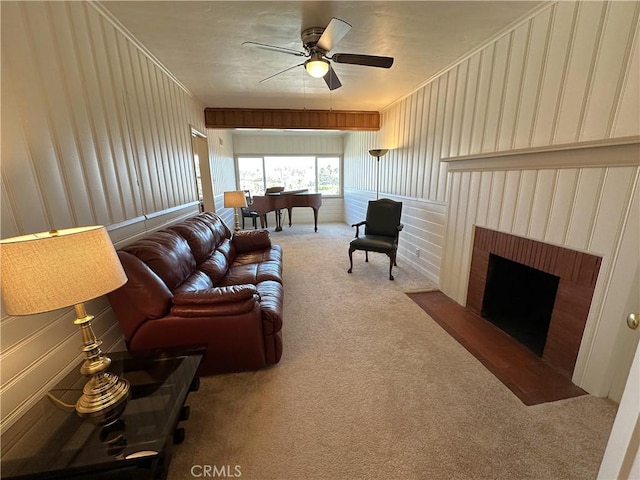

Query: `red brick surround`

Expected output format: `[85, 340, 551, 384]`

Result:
[467, 227, 602, 377]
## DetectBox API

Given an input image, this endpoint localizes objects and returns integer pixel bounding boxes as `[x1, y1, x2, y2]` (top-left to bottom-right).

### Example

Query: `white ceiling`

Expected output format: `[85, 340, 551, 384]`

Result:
[101, 1, 547, 112]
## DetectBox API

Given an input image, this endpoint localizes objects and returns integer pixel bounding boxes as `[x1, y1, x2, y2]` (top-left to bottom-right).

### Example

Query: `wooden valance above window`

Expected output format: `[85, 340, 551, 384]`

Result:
[204, 108, 380, 131]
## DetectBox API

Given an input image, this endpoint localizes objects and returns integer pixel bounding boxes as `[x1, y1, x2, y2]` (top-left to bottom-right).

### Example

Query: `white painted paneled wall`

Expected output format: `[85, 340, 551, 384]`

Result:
[1, 1, 206, 431]
[207, 129, 236, 225]
[343, 1, 640, 399]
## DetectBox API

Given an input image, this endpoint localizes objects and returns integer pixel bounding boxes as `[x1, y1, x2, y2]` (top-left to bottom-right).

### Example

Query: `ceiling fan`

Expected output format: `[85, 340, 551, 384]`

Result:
[242, 17, 394, 91]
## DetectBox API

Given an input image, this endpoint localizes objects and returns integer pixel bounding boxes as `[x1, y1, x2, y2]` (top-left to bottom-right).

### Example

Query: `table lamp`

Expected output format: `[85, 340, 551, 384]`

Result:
[369, 148, 389, 199]
[0, 226, 130, 421]
[224, 190, 248, 232]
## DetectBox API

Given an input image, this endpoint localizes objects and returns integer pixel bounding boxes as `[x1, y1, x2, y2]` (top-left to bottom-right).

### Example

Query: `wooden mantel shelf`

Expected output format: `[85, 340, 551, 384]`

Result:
[204, 108, 380, 131]
[442, 136, 640, 171]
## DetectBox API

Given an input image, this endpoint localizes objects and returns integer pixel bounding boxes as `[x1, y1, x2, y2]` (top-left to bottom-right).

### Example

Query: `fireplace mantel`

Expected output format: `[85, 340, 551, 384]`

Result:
[442, 136, 640, 172]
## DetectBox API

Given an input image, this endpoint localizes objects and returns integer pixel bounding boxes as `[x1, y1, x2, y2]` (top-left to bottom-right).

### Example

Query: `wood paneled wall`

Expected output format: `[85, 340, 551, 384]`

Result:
[343, 1, 640, 399]
[0, 1, 206, 431]
[205, 108, 379, 131]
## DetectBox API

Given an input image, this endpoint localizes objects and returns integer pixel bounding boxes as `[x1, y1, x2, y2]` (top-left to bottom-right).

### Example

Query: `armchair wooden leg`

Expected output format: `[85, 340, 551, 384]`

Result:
[365, 251, 369, 262]
[389, 253, 395, 281]
[348, 247, 354, 273]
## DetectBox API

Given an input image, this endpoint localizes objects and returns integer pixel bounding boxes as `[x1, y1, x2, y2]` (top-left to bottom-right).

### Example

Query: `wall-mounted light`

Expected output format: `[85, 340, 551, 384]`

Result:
[305, 54, 329, 78]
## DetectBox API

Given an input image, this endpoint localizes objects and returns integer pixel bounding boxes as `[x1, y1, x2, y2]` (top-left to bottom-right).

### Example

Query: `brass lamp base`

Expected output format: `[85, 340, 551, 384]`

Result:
[233, 209, 241, 232]
[76, 371, 130, 420]
[74, 303, 130, 422]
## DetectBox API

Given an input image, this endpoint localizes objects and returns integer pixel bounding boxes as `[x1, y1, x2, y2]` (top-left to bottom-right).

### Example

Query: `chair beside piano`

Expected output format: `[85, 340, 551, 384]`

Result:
[241, 190, 263, 230]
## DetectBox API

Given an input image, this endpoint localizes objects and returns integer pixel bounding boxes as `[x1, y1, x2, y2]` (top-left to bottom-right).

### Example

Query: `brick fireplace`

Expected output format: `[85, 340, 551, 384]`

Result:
[467, 227, 602, 377]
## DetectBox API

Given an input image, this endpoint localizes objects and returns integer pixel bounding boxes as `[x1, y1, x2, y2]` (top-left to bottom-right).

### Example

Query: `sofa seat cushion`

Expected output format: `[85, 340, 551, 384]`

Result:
[222, 260, 282, 285]
[173, 270, 213, 294]
[234, 244, 283, 265]
[198, 250, 231, 284]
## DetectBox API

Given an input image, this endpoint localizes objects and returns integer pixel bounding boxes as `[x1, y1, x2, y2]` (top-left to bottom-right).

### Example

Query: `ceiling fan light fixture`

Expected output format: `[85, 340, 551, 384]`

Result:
[305, 56, 329, 78]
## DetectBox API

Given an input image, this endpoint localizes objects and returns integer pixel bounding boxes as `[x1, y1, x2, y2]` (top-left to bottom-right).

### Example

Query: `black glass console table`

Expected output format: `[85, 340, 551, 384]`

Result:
[1, 350, 203, 480]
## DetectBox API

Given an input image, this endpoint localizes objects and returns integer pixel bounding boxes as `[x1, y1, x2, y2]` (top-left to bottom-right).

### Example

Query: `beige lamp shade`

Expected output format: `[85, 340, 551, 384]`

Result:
[0, 226, 127, 315]
[224, 191, 248, 208]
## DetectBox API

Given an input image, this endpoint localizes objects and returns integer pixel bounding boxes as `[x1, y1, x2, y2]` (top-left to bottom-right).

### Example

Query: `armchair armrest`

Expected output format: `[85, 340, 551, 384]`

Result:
[351, 221, 366, 238]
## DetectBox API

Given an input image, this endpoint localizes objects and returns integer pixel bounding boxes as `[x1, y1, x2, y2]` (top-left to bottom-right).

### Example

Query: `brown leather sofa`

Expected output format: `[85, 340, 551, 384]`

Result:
[107, 212, 283, 375]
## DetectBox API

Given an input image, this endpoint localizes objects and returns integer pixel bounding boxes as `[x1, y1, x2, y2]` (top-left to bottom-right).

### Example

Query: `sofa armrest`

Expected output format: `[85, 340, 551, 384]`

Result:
[232, 229, 271, 253]
[173, 284, 257, 305]
[170, 285, 259, 317]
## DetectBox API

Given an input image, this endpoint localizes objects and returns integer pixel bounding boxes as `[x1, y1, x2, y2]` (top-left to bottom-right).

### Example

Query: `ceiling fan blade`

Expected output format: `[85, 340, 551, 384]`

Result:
[242, 41, 306, 57]
[323, 65, 342, 91]
[259, 62, 305, 83]
[317, 18, 352, 52]
[330, 53, 394, 68]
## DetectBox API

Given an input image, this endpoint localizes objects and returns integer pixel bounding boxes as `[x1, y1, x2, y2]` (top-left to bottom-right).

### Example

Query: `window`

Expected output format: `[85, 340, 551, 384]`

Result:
[237, 156, 341, 196]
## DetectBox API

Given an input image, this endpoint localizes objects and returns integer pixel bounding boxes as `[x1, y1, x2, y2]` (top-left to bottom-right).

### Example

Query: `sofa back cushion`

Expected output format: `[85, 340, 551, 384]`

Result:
[107, 251, 173, 342]
[122, 230, 196, 291]
[199, 212, 232, 244]
[170, 217, 217, 264]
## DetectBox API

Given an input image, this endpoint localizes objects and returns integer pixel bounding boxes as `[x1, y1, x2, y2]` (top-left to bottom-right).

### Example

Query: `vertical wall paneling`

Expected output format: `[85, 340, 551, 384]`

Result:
[513, 170, 538, 237]
[449, 62, 467, 158]
[459, 53, 481, 157]
[431, 76, 446, 200]
[441, 69, 457, 164]
[612, 27, 640, 138]
[545, 168, 578, 245]
[344, 1, 639, 398]
[566, 168, 606, 250]
[416, 87, 429, 196]
[1, 1, 205, 432]
[554, 2, 606, 144]
[515, 8, 552, 150]
[498, 170, 521, 232]
[408, 92, 420, 198]
[589, 168, 637, 256]
[497, 24, 530, 151]
[528, 169, 557, 240]
[482, 35, 510, 153]
[587, 1, 640, 140]
[470, 46, 493, 155]
[484, 170, 503, 231]
[575, 3, 610, 142]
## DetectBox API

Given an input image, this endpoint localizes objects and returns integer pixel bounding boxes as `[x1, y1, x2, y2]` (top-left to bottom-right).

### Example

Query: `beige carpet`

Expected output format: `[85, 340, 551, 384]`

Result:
[167, 223, 617, 480]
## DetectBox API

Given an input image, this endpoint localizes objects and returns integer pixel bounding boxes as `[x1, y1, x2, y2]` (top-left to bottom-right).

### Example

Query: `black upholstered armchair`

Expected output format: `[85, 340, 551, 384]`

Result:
[348, 198, 404, 280]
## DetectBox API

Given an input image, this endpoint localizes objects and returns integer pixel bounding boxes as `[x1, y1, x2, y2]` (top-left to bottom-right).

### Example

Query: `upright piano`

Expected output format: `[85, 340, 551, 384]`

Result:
[250, 189, 322, 232]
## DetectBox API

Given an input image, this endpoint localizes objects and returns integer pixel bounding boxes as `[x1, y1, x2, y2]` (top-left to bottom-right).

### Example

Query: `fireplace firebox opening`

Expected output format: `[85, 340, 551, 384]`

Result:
[481, 254, 560, 357]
